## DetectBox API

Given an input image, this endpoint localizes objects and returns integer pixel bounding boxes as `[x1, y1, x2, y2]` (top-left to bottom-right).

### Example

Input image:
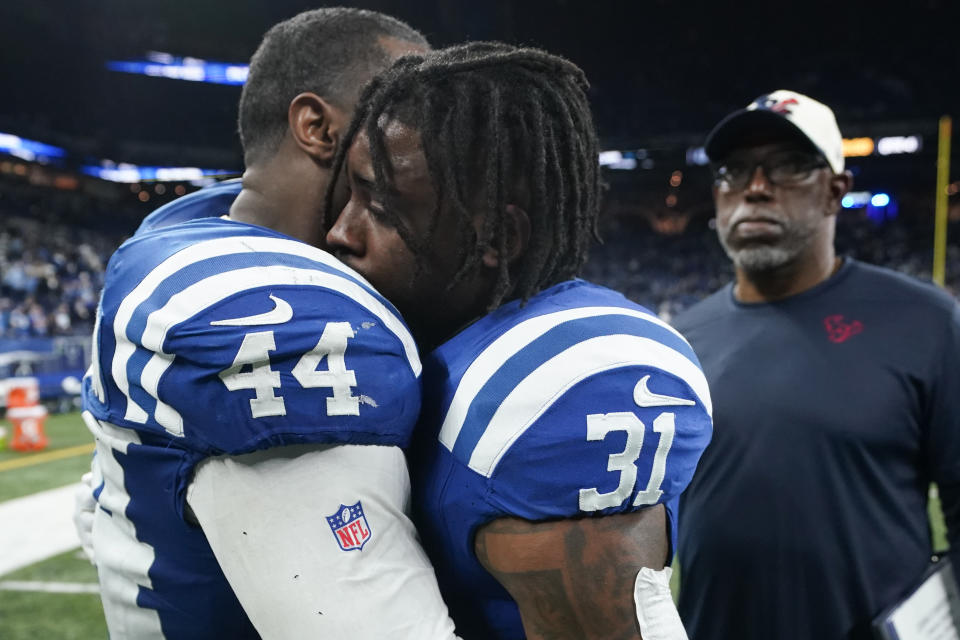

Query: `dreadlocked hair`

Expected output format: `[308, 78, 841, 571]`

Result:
[326, 42, 602, 309]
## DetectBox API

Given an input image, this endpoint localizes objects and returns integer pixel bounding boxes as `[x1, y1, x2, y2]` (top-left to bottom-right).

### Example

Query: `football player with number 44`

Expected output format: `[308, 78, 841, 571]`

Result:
[323, 43, 714, 639]
[79, 9, 462, 640]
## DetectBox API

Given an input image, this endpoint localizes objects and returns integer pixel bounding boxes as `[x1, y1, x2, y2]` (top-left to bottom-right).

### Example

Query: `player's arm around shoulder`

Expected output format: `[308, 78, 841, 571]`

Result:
[188, 442, 461, 639]
[168, 279, 457, 638]
[475, 507, 684, 640]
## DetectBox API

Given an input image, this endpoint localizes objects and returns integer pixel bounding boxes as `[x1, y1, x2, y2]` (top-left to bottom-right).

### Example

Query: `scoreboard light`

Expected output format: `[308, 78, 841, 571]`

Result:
[842, 135, 923, 158]
[876, 135, 922, 156]
[842, 137, 874, 158]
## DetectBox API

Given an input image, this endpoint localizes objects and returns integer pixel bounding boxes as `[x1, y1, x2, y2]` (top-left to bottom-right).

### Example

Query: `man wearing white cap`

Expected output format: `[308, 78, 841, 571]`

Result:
[672, 90, 960, 639]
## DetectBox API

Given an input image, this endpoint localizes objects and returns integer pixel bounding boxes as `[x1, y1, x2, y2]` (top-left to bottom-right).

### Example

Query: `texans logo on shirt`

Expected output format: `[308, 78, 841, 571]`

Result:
[823, 314, 863, 343]
[326, 501, 372, 551]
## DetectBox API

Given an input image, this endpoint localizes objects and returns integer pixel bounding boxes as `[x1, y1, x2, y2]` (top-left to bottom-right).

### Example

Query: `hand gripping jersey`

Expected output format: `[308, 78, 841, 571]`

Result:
[409, 280, 713, 639]
[82, 217, 420, 638]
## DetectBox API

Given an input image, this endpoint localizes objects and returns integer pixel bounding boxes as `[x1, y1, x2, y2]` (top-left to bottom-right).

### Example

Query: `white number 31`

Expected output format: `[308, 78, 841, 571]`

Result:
[578, 411, 676, 511]
[219, 322, 359, 419]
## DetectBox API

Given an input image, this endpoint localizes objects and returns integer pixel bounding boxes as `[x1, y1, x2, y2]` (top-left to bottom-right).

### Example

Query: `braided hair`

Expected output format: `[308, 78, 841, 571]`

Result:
[327, 42, 602, 309]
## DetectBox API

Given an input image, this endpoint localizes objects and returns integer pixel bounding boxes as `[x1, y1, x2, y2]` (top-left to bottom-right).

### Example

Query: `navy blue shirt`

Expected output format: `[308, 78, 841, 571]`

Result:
[673, 259, 960, 640]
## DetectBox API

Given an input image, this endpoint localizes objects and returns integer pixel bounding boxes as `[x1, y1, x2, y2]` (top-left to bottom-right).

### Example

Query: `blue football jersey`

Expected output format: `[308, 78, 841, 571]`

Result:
[409, 279, 713, 639]
[135, 178, 242, 235]
[82, 217, 420, 638]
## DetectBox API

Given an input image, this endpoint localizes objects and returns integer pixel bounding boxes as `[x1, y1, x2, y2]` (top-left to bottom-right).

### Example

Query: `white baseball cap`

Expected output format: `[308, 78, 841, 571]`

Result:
[704, 89, 844, 174]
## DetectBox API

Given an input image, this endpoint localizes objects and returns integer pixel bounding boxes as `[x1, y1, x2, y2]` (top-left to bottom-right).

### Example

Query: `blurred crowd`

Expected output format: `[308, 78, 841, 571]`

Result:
[0, 179, 957, 338]
[0, 181, 134, 339]
[0, 216, 116, 338]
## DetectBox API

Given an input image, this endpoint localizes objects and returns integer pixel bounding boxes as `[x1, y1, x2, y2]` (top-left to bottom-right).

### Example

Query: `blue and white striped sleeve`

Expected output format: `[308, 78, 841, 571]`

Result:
[438, 307, 713, 521]
[89, 232, 421, 455]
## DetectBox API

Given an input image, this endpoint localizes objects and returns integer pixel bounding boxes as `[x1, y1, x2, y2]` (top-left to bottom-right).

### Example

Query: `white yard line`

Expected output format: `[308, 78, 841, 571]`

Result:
[0, 483, 82, 577]
[0, 580, 99, 594]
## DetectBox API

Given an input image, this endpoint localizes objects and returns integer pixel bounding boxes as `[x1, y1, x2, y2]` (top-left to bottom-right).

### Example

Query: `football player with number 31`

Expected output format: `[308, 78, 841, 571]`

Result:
[324, 43, 714, 639]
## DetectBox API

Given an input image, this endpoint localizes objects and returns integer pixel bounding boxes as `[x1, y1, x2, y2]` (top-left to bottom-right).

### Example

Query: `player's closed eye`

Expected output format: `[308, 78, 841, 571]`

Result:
[366, 203, 398, 227]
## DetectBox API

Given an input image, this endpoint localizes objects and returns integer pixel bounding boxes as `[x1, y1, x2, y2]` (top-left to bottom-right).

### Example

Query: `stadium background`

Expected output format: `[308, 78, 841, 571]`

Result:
[0, 0, 956, 637]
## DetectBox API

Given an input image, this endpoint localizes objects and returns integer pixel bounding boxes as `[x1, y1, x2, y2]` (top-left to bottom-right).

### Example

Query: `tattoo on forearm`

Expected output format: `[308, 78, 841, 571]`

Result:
[475, 509, 667, 640]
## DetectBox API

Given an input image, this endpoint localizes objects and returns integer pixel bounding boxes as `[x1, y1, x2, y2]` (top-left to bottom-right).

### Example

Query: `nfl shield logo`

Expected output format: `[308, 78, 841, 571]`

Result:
[326, 501, 372, 551]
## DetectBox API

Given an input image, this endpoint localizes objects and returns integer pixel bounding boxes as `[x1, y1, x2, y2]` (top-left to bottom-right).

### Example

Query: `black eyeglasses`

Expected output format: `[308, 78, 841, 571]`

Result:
[712, 150, 829, 191]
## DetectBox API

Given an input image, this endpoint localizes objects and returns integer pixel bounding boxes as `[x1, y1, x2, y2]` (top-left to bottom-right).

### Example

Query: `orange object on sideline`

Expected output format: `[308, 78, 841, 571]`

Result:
[8, 405, 49, 451]
[6, 380, 48, 451]
[6, 383, 38, 409]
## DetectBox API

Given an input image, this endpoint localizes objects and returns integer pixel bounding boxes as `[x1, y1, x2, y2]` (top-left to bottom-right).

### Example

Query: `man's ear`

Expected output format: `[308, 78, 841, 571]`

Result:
[287, 92, 349, 166]
[481, 204, 531, 268]
[826, 169, 854, 216]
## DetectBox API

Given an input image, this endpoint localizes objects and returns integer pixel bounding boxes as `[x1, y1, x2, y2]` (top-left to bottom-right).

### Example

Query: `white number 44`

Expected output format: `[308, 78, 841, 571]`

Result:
[219, 322, 359, 419]
[578, 411, 676, 511]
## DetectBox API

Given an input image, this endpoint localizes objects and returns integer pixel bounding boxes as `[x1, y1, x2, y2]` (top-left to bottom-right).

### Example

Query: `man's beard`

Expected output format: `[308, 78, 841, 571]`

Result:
[719, 242, 798, 272]
[717, 222, 816, 274]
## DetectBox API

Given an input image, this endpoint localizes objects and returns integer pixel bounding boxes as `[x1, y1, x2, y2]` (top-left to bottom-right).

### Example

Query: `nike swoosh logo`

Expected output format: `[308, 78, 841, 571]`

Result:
[210, 294, 293, 326]
[633, 375, 696, 408]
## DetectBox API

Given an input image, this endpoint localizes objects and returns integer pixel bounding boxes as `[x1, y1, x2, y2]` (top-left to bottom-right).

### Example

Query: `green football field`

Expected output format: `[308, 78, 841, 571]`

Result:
[0, 411, 96, 503]
[0, 411, 949, 638]
[0, 411, 106, 639]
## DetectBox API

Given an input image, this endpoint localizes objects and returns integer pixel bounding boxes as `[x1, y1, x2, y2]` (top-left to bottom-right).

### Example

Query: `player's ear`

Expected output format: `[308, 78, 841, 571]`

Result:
[481, 204, 531, 268]
[288, 92, 348, 166]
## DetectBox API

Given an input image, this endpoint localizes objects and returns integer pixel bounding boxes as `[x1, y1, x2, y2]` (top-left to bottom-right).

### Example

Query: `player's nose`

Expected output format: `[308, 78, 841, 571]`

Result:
[325, 201, 367, 257]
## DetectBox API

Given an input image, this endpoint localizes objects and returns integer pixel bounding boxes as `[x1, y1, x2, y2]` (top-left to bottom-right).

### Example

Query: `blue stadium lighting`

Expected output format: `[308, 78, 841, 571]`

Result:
[598, 150, 624, 166]
[841, 191, 872, 209]
[598, 150, 637, 170]
[107, 52, 249, 86]
[81, 163, 239, 183]
[685, 146, 710, 166]
[0, 131, 67, 163]
[871, 193, 891, 207]
[866, 194, 897, 223]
